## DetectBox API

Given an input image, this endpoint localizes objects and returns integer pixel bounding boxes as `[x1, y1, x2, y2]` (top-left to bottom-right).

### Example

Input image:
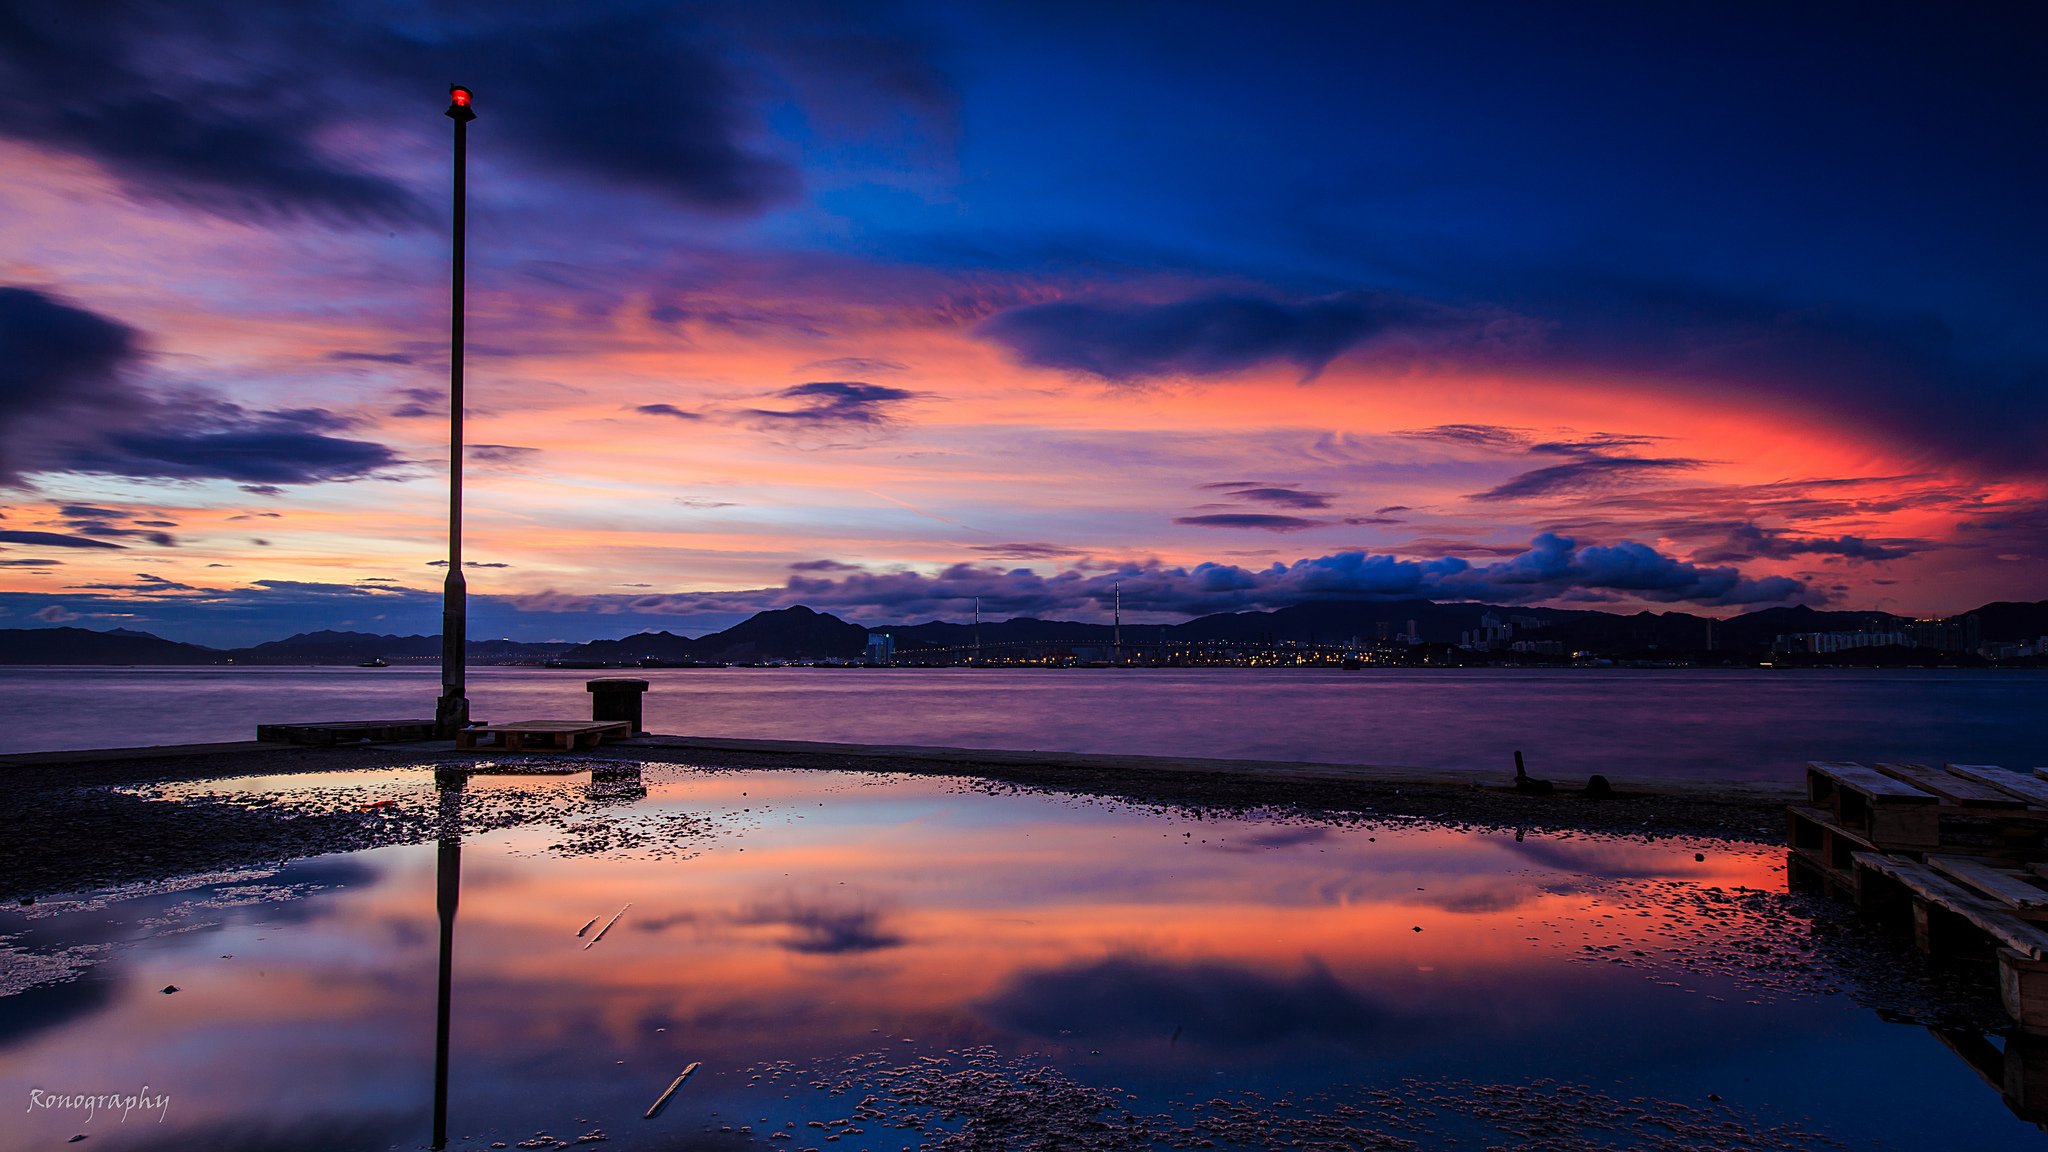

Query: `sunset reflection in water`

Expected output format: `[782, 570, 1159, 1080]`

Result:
[2, 766, 2038, 1151]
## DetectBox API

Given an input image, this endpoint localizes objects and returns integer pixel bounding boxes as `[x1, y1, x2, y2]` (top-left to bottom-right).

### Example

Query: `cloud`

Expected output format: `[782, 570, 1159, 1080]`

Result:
[1, 288, 402, 485]
[1200, 482, 1333, 510]
[788, 559, 862, 571]
[0, 7, 427, 226]
[800, 356, 908, 375]
[506, 532, 1809, 624]
[0, 530, 126, 549]
[1467, 275, 2048, 475]
[69, 573, 198, 593]
[0, 557, 61, 566]
[1398, 423, 1703, 502]
[33, 605, 80, 623]
[328, 351, 415, 364]
[0, 3, 947, 225]
[967, 542, 1086, 560]
[634, 403, 703, 420]
[1693, 523, 1927, 564]
[978, 290, 1467, 381]
[1473, 456, 1703, 500]
[468, 444, 540, 464]
[427, 560, 512, 568]
[53, 405, 401, 484]
[743, 381, 921, 426]
[0, 287, 140, 481]
[1174, 514, 1326, 532]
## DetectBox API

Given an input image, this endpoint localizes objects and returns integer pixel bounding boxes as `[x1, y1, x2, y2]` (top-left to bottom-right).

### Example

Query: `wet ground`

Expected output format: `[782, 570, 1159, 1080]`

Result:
[1, 760, 2041, 1150]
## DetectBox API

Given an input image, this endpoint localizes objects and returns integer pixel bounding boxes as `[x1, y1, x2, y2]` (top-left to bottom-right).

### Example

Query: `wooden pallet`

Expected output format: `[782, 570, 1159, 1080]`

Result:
[1792, 762, 2048, 1038]
[1803, 761, 2048, 858]
[454, 720, 632, 752]
[1807, 761, 1941, 850]
[1847, 849, 2048, 1034]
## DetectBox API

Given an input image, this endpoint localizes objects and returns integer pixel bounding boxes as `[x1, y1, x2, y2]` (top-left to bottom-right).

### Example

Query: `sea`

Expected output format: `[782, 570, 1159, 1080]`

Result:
[3, 664, 2040, 784]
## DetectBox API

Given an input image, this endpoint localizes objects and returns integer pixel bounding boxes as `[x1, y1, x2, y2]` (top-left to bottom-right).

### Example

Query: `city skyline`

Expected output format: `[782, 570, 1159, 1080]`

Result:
[2, 3, 2044, 647]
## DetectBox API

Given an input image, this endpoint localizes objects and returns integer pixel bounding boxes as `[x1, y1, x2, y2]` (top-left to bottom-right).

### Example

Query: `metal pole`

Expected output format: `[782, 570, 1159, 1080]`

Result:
[437, 86, 476, 738]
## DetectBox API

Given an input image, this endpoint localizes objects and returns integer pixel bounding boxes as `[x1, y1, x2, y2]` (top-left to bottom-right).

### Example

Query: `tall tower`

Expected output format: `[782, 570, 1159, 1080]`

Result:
[974, 596, 982, 664]
[1114, 581, 1122, 664]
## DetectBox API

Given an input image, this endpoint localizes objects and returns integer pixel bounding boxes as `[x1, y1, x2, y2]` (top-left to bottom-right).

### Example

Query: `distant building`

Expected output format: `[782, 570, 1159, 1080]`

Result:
[1461, 613, 1514, 652]
[1907, 614, 1980, 653]
[1774, 629, 1909, 655]
[864, 632, 895, 664]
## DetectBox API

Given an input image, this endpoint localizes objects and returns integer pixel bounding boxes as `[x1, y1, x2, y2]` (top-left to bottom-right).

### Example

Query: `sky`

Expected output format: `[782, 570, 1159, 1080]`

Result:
[0, 0, 2043, 646]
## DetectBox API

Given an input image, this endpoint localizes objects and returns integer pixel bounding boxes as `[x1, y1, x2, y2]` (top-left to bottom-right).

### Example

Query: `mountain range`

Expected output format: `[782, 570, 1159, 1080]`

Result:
[2, 599, 2043, 666]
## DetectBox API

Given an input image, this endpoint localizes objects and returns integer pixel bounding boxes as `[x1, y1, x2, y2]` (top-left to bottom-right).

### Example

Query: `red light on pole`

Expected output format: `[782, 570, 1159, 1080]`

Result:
[447, 84, 475, 121]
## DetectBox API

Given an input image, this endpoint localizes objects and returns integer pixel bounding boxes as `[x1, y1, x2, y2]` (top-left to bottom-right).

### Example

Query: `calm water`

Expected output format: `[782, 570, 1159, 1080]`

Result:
[0, 765, 2038, 1150]
[3, 665, 2043, 785]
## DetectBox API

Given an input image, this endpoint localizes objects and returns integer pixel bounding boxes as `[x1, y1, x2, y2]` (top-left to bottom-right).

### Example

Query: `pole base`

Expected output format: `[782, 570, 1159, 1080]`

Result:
[434, 695, 470, 740]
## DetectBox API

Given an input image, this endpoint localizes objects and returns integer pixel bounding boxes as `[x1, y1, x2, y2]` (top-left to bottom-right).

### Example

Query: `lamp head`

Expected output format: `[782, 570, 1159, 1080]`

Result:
[446, 84, 476, 122]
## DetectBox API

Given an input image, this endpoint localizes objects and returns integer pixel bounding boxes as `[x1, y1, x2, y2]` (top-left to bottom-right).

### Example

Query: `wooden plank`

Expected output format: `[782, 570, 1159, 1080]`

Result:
[2004, 950, 2048, 1037]
[1951, 764, 2048, 808]
[453, 720, 630, 753]
[1874, 762, 2029, 809]
[1854, 851, 2048, 959]
[1929, 855, 2048, 914]
[1809, 760, 1940, 804]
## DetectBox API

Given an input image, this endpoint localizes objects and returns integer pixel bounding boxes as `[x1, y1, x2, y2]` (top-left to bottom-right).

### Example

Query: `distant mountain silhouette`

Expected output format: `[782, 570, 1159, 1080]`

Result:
[0, 626, 222, 665]
[556, 605, 868, 664]
[1, 598, 2040, 665]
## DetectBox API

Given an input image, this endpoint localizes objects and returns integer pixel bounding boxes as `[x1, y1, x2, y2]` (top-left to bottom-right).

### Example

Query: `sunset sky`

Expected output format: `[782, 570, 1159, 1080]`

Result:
[0, 2, 2042, 645]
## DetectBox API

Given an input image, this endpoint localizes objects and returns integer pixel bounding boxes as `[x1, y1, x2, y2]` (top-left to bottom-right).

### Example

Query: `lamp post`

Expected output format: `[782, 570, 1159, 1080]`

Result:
[436, 84, 475, 739]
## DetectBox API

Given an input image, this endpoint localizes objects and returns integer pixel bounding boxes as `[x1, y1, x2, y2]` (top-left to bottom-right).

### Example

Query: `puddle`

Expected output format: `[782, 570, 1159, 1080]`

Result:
[1, 766, 2041, 1150]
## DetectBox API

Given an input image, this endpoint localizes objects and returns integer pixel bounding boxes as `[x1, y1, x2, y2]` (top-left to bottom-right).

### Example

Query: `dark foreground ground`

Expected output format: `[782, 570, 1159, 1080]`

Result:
[0, 735, 1796, 903]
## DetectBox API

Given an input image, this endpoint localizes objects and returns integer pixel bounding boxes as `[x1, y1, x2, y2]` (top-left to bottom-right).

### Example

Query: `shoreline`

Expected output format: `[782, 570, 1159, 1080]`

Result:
[0, 734, 1797, 904]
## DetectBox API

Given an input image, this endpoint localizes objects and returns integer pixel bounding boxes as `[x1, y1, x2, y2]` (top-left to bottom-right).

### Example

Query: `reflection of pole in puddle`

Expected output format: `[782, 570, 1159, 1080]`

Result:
[433, 769, 466, 1151]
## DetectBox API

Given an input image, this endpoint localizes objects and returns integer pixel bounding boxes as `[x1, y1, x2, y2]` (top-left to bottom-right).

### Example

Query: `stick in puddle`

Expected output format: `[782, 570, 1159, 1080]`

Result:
[584, 903, 631, 950]
[575, 916, 600, 938]
[644, 1061, 701, 1120]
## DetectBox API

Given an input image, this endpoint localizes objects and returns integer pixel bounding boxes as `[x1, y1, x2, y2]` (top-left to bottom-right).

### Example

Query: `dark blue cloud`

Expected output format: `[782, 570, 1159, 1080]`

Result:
[1694, 524, 1927, 565]
[0, 288, 400, 486]
[1174, 514, 1325, 532]
[966, 542, 1085, 560]
[0, 531, 124, 550]
[0, 2, 956, 226]
[1474, 457, 1703, 501]
[0, 5, 427, 226]
[744, 381, 920, 425]
[979, 291, 1454, 381]
[635, 403, 703, 420]
[57, 408, 399, 485]
[0, 287, 139, 481]
[1201, 482, 1333, 510]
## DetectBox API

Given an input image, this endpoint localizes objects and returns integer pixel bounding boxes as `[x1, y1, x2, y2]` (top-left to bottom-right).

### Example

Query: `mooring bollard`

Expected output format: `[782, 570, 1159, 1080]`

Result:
[586, 677, 650, 735]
